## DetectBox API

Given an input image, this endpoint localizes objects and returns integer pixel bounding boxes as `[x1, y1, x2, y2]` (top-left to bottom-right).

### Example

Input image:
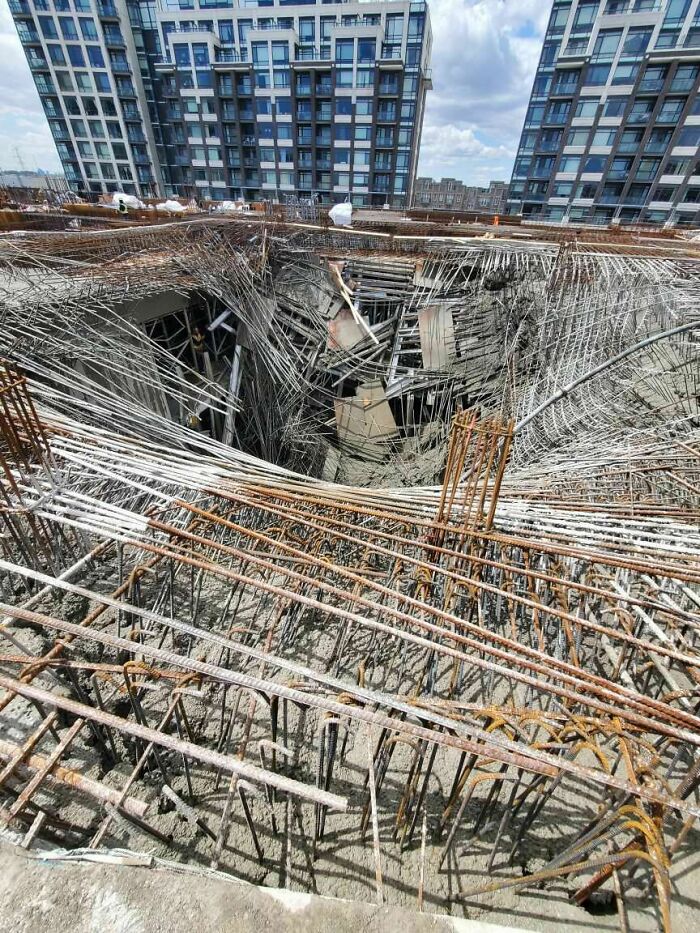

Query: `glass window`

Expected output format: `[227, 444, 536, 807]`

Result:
[583, 155, 607, 172]
[79, 17, 97, 40]
[252, 42, 268, 65]
[678, 126, 700, 147]
[593, 29, 622, 59]
[623, 28, 652, 57]
[559, 156, 581, 173]
[356, 99, 373, 116]
[87, 46, 105, 68]
[575, 98, 599, 118]
[192, 43, 209, 68]
[59, 17, 78, 40]
[604, 97, 627, 117]
[574, 2, 600, 29]
[335, 39, 354, 62]
[299, 17, 315, 42]
[592, 128, 616, 147]
[357, 39, 375, 63]
[38, 16, 58, 39]
[584, 64, 611, 86]
[385, 13, 404, 42]
[567, 129, 589, 146]
[48, 45, 66, 66]
[552, 181, 573, 197]
[336, 98, 352, 115]
[95, 73, 111, 93]
[271, 41, 288, 64]
[612, 63, 639, 85]
[174, 44, 191, 67]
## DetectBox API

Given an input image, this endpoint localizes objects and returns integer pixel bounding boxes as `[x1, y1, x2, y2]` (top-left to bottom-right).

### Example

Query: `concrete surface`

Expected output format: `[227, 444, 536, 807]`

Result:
[0, 842, 528, 933]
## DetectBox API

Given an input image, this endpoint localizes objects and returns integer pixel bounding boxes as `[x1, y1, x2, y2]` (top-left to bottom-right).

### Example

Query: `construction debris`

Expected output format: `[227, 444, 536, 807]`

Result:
[0, 216, 698, 930]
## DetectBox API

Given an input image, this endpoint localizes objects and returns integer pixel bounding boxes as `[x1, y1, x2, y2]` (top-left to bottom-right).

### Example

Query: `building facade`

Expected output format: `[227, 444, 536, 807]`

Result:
[509, 0, 700, 226]
[413, 177, 508, 212]
[10, 0, 432, 207]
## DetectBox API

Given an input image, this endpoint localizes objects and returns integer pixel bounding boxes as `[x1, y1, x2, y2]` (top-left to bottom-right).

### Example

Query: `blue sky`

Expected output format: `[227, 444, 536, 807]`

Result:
[0, 0, 550, 187]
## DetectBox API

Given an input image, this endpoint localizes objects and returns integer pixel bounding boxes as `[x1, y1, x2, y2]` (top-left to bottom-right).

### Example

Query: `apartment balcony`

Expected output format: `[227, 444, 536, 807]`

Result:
[293, 47, 332, 62]
[8, 0, 31, 13]
[657, 111, 683, 124]
[551, 83, 578, 97]
[17, 28, 40, 43]
[644, 142, 669, 155]
[627, 113, 651, 125]
[638, 78, 665, 93]
[671, 78, 696, 92]
[103, 29, 126, 47]
[96, 1, 119, 18]
[214, 50, 249, 66]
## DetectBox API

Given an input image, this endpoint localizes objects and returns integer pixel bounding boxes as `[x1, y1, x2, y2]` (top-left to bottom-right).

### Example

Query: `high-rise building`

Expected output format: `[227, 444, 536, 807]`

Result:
[10, 0, 432, 207]
[508, 0, 700, 226]
[412, 177, 508, 213]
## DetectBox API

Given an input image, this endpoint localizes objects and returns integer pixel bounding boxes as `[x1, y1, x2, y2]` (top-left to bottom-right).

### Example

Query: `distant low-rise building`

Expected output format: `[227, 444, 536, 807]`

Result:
[412, 177, 508, 213]
[0, 170, 69, 192]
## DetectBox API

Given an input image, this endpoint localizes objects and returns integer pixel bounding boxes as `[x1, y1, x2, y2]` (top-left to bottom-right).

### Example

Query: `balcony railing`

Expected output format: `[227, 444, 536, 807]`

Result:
[671, 78, 696, 92]
[215, 50, 249, 64]
[657, 110, 683, 123]
[17, 28, 40, 43]
[638, 78, 665, 92]
[8, 0, 31, 13]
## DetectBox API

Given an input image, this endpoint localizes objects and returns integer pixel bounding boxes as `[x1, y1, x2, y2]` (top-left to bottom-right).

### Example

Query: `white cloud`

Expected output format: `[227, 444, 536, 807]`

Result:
[419, 0, 549, 185]
[0, 4, 61, 171]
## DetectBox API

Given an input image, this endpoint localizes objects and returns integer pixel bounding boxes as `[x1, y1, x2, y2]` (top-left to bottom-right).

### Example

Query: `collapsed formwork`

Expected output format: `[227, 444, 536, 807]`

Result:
[0, 219, 699, 931]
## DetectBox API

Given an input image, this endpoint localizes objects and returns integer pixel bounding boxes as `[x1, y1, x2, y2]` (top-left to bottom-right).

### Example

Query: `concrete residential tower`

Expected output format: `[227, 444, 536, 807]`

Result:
[508, 0, 700, 226]
[9, 0, 432, 206]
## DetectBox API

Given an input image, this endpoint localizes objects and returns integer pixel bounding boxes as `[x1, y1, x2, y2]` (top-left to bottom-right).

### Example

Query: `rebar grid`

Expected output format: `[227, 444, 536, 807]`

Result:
[0, 222, 697, 927]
